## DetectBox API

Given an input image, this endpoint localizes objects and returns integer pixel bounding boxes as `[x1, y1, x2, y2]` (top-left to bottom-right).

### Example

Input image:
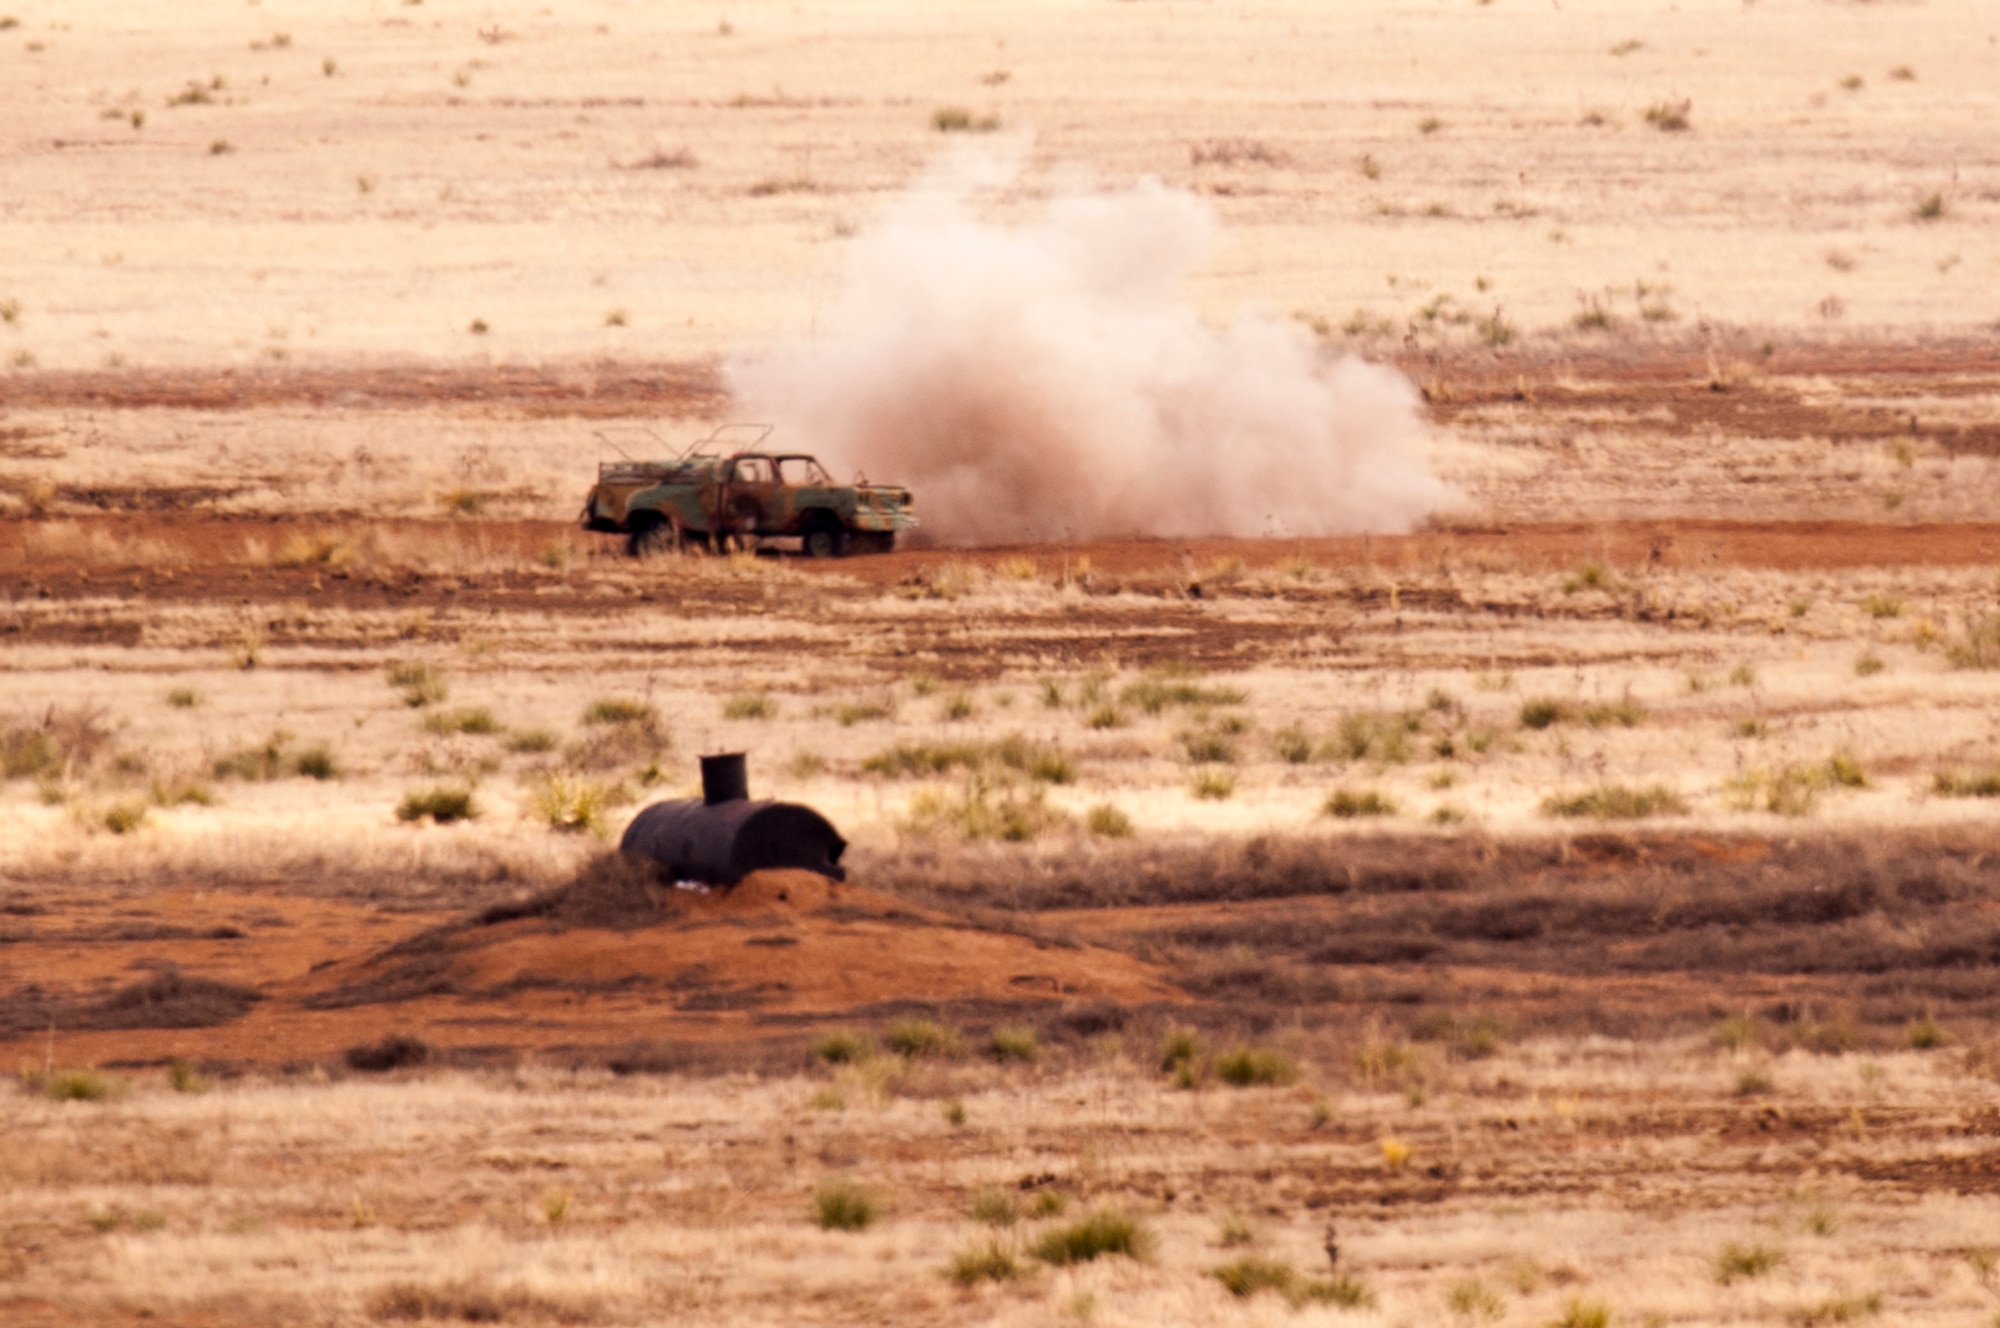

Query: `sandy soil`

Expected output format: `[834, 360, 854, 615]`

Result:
[6, 3, 2000, 1323]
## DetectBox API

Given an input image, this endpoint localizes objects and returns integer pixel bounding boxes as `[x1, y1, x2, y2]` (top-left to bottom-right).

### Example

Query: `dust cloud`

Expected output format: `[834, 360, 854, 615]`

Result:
[725, 148, 1452, 544]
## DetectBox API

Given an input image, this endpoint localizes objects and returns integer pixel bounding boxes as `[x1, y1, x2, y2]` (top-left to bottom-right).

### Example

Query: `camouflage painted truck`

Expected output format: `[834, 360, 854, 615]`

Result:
[580, 427, 917, 558]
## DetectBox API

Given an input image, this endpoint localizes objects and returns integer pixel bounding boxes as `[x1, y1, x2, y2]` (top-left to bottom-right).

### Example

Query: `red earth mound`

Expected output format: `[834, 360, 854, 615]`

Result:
[0, 869, 1181, 1071]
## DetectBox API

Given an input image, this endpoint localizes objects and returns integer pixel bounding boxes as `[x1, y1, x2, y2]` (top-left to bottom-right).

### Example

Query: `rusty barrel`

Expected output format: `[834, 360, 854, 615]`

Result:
[617, 752, 846, 885]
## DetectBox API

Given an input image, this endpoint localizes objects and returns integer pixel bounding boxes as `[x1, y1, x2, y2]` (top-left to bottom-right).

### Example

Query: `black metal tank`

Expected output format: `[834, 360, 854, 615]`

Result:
[618, 753, 847, 886]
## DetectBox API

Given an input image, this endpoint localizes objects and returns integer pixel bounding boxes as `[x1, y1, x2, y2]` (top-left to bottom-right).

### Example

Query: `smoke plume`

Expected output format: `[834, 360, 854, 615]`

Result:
[725, 149, 1451, 545]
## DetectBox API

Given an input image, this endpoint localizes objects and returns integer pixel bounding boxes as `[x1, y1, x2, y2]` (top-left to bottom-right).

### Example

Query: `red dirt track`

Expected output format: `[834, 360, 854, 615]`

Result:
[10, 517, 2000, 594]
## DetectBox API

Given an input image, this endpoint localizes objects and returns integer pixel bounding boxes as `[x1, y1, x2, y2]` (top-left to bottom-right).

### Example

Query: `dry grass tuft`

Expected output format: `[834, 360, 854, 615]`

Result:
[397, 785, 478, 824]
[366, 1279, 597, 1323]
[1213, 1046, 1298, 1086]
[1714, 1241, 1784, 1284]
[948, 1238, 1023, 1286]
[1324, 786, 1396, 818]
[812, 1178, 878, 1231]
[1032, 1208, 1154, 1265]
[1542, 783, 1687, 819]
[527, 774, 616, 835]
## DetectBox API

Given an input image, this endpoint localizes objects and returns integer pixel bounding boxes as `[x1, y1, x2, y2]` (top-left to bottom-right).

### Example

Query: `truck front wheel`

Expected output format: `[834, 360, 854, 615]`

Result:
[801, 517, 847, 559]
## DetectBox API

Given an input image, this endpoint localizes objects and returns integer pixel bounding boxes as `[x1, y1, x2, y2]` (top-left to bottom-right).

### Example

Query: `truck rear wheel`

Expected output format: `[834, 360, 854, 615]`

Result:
[802, 517, 847, 559]
[628, 513, 682, 558]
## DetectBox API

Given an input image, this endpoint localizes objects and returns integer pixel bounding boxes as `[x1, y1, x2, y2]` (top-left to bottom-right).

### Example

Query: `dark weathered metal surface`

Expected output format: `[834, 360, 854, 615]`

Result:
[619, 798, 847, 885]
[619, 754, 845, 885]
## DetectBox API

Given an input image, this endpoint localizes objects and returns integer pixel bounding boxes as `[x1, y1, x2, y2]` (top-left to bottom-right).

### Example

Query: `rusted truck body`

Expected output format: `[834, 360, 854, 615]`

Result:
[580, 431, 916, 558]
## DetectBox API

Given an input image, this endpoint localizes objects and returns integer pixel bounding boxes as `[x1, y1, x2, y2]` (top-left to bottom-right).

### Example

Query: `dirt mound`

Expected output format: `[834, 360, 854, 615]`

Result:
[477, 853, 682, 930]
[83, 971, 262, 1030]
[299, 865, 1171, 1025]
[0, 968, 262, 1035]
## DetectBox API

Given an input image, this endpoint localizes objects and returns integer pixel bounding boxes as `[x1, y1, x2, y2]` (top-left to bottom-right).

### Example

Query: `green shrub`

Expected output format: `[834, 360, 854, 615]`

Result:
[722, 692, 777, 720]
[933, 105, 999, 133]
[1790, 1292, 1883, 1326]
[813, 1178, 876, 1231]
[865, 740, 982, 777]
[1214, 1254, 1298, 1299]
[396, 786, 477, 824]
[528, 775, 612, 834]
[970, 1187, 1020, 1227]
[886, 1017, 960, 1058]
[1712, 1014, 1760, 1051]
[1414, 1012, 1506, 1059]
[864, 736, 1071, 783]
[905, 777, 1061, 842]
[1934, 768, 2000, 798]
[1213, 1047, 1298, 1087]
[1120, 674, 1247, 715]
[1542, 783, 1687, 819]
[1562, 561, 1622, 594]
[834, 700, 894, 726]
[168, 1059, 212, 1094]
[1643, 99, 1690, 131]
[1860, 591, 1904, 619]
[1581, 699, 1646, 728]
[1553, 1298, 1611, 1328]
[1734, 1068, 1773, 1096]
[814, 1029, 873, 1064]
[1160, 1027, 1202, 1073]
[1324, 710, 1419, 762]
[1, 725, 67, 781]
[99, 801, 148, 835]
[1272, 726, 1314, 763]
[1031, 1209, 1153, 1265]
[504, 728, 558, 754]
[150, 777, 213, 808]
[33, 1068, 124, 1102]
[387, 660, 448, 708]
[1715, 1242, 1783, 1284]
[988, 1024, 1040, 1063]
[1519, 698, 1569, 730]
[1324, 786, 1396, 818]
[293, 743, 339, 780]
[948, 1238, 1022, 1285]
[1216, 1211, 1257, 1247]
[166, 687, 201, 708]
[582, 697, 654, 726]
[1946, 615, 2000, 669]
[1906, 1016, 1945, 1049]
[995, 734, 1072, 784]
[1085, 804, 1133, 838]
[1292, 1274, 1376, 1309]
[1190, 767, 1235, 800]
[212, 732, 293, 781]
[1449, 1278, 1506, 1320]
[422, 707, 498, 736]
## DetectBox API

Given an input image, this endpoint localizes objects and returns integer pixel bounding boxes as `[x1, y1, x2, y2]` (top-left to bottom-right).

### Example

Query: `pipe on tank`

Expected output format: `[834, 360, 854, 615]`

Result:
[700, 752, 748, 805]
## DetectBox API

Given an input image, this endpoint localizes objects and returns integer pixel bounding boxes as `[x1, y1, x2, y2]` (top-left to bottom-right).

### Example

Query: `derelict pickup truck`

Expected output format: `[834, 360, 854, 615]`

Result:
[580, 427, 917, 558]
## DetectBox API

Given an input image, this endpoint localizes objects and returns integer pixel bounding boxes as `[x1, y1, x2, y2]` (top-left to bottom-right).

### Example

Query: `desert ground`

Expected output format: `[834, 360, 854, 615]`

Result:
[5, 1, 2000, 1325]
